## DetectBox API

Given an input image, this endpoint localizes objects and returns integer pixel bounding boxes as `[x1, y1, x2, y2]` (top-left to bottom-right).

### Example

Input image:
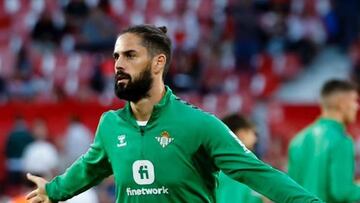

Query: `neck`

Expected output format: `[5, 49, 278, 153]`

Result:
[130, 82, 165, 121]
[321, 110, 344, 125]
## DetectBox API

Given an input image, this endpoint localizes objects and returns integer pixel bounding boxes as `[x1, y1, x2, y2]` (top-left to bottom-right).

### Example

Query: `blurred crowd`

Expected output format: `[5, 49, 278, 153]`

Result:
[2, 115, 114, 203]
[1, 0, 360, 202]
[0, 0, 358, 104]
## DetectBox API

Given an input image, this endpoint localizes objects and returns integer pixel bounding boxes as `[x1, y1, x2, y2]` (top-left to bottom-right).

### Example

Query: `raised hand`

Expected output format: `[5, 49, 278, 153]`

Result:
[26, 173, 52, 203]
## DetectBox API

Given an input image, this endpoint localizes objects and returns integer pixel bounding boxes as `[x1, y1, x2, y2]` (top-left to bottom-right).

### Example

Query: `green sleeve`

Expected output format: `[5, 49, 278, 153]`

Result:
[45, 114, 112, 201]
[202, 115, 323, 203]
[329, 137, 360, 202]
[216, 171, 263, 203]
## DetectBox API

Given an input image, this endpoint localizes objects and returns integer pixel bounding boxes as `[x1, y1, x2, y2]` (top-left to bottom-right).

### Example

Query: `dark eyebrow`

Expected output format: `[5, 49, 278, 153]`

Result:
[123, 50, 137, 55]
[113, 50, 137, 58]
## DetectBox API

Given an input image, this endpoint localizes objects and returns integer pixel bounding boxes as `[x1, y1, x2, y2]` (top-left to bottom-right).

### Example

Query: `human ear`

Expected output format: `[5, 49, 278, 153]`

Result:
[152, 54, 166, 75]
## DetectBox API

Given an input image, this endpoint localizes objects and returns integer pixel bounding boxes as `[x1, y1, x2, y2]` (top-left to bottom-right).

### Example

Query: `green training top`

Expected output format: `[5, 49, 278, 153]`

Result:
[216, 171, 263, 203]
[46, 87, 322, 203]
[288, 118, 360, 203]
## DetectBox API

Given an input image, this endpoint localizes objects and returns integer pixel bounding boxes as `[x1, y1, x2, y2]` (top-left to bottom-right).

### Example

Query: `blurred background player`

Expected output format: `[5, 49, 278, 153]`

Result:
[216, 113, 263, 203]
[8, 117, 59, 203]
[288, 79, 360, 202]
[4, 115, 34, 194]
[22, 118, 59, 179]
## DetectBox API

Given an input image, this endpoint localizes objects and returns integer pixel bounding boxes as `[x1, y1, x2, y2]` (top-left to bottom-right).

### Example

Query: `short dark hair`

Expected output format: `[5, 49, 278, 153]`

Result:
[222, 114, 255, 132]
[321, 79, 357, 98]
[120, 24, 172, 79]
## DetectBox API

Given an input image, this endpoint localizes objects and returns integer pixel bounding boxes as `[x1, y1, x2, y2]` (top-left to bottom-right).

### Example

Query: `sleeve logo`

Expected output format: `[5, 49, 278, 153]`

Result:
[117, 134, 127, 147]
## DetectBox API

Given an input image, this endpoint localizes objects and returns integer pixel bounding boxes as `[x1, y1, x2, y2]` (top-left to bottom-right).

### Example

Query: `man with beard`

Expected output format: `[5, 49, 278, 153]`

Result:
[25, 24, 323, 203]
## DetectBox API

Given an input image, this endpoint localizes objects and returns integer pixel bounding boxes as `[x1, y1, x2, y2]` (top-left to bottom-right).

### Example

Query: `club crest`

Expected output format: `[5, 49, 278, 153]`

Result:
[155, 131, 174, 148]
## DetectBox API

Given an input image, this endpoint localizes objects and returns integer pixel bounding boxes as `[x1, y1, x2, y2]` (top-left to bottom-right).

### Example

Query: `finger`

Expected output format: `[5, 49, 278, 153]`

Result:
[26, 189, 38, 200]
[44, 197, 52, 203]
[30, 196, 44, 203]
[27, 173, 42, 185]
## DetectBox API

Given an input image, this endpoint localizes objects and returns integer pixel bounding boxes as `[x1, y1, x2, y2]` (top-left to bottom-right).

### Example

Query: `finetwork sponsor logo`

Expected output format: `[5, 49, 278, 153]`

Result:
[126, 186, 169, 196]
[132, 160, 155, 185]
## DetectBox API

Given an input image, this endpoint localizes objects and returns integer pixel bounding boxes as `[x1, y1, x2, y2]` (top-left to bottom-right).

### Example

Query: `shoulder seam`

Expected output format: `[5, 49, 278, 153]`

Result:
[173, 97, 214, 116]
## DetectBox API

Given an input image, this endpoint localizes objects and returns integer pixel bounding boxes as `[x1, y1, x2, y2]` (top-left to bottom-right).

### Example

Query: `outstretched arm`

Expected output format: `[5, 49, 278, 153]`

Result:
[202, 115, 323, 203]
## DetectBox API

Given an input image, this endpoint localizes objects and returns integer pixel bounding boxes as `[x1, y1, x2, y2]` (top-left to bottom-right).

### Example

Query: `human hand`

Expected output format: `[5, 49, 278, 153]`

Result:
[26, 173, 52, 203]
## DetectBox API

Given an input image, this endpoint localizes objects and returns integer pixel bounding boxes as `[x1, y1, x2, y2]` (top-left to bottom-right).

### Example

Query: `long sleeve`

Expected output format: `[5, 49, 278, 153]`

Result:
[202, 115, 323, 203]
[329, 137, 360, 202]
[45, 114, 113, 201]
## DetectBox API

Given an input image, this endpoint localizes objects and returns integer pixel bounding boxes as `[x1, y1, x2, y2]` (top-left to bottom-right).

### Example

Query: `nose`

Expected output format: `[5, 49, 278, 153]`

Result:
[114, 58, 125, 72]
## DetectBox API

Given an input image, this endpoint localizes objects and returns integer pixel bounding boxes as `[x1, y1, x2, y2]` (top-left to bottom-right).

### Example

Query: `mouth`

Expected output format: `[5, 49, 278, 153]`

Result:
[116, 73, 131, 85]
[117, 78, 129, 85]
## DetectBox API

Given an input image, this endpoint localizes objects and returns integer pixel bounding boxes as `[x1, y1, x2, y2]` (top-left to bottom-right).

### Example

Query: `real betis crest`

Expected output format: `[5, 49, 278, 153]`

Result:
[156, 131, 174, 148]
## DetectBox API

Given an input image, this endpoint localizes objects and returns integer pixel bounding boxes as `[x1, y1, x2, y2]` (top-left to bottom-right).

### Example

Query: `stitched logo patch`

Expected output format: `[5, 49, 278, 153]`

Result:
[155, 131, 174, 148]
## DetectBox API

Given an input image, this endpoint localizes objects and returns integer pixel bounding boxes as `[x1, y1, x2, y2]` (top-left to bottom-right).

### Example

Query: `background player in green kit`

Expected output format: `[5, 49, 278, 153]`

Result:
[25, 24, 323, 203]
[216, 114, 263, 203]
[288, 79, 360, 203]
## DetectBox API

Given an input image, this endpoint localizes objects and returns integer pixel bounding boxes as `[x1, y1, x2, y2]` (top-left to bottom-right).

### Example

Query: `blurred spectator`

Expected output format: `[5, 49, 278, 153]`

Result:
[7, 45, 36, 101]
[319, 0, 339, 44]
[64, 0, 90, 17]
[60, 115, 92, 171]
[5, 116, 34, 188]
[63, 0, 90, 35]
[350, 38, 360, 86]
[227, 0, 260, 71]
[286, 0, 326, 65]
[8, 76, 36, 101]
[257, 2, 287, 55]
[9, 117, 97, 203]
[198, 46, 224, 94]
[333, 0, 360, 49]
[76, 6, 117, 51]
[168, 48, 201, 92]
[31, 11, 65, 50]
[14, 46, 32, 80]
[22, 118, 59, 179]
[90, 56, 106, 94]
[8, 118, 59, 203]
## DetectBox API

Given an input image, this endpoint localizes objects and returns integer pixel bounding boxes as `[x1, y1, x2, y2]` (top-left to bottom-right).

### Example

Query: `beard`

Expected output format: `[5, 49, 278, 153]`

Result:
[114, 64, 153, 102]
